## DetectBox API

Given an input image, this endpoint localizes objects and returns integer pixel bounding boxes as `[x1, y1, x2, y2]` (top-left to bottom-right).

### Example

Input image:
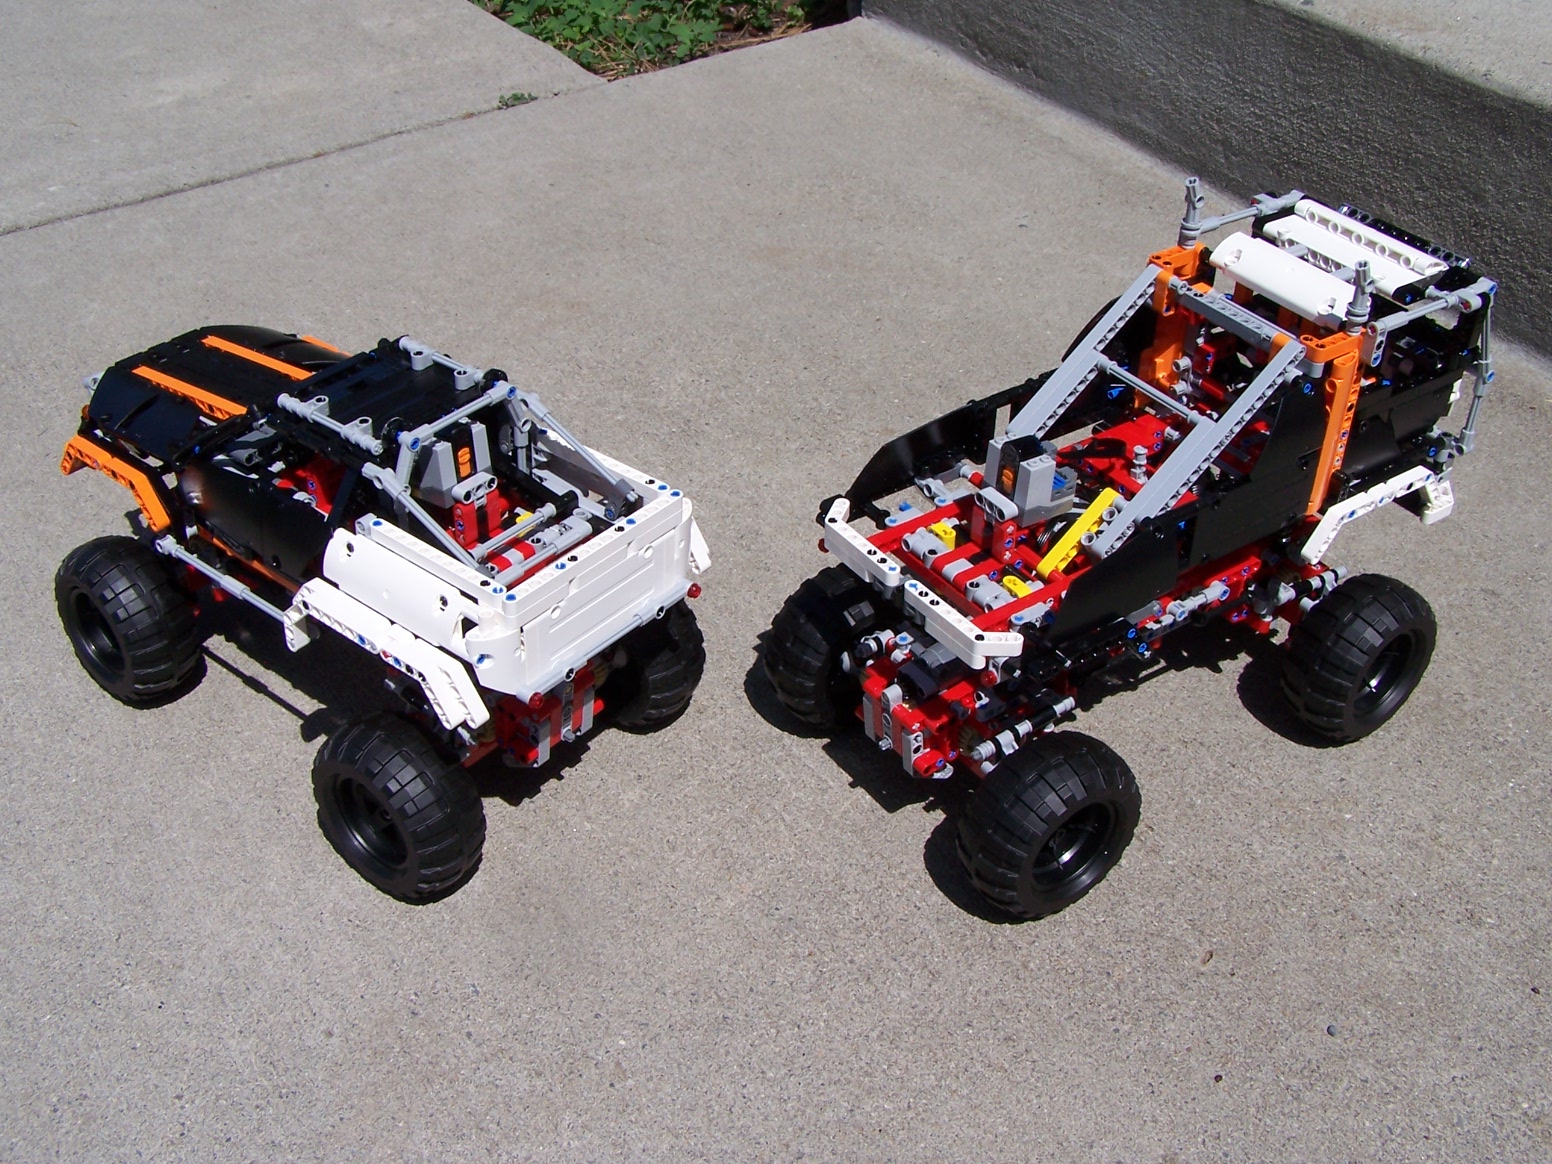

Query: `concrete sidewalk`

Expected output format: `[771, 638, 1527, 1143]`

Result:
[0, 0, 596, 233]
[1, 13, 1549, 1163]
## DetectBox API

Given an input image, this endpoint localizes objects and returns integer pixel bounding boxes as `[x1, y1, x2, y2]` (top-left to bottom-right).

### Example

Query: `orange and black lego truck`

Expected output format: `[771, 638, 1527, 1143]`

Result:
[59, 329, 709, 901]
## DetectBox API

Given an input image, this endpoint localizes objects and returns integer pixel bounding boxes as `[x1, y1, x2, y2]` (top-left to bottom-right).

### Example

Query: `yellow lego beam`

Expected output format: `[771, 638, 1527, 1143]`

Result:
[1036, 487, 1120, 579]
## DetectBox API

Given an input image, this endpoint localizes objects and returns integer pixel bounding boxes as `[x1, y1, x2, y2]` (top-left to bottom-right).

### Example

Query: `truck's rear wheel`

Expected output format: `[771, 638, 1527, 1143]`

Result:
[605, 602, 706, 731]
[313, 715, 485, 901]
[55, 536, 202, 705]
[763, 566, 879, 729]
[957, 732, 1141, 920]
[1282, 573, 1435, 743]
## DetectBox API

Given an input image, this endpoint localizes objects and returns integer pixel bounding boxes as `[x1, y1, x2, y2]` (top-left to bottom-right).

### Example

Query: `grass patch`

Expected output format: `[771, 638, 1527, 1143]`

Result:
[478, 1, 830, 79]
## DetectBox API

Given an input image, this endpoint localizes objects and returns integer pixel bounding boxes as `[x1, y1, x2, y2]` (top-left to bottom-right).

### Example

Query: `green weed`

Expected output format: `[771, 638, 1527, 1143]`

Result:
[479, 1, 815, 78]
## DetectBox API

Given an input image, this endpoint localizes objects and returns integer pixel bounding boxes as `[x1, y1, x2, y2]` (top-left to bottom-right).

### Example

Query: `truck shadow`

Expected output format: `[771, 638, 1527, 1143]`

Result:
[195, 599, 588, 808]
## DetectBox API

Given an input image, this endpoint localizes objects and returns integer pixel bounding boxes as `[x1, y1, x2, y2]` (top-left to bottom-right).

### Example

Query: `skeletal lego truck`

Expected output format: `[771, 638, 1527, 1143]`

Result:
[58, 329, 709, 899]
[766, 180, 1495, 919]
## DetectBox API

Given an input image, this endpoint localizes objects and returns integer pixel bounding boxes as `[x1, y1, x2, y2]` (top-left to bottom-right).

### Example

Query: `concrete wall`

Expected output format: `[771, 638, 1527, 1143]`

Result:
[862, 0, 1550, 350]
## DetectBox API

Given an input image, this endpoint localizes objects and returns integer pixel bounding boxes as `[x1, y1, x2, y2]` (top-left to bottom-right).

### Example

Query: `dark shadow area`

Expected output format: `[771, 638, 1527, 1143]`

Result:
[1234, 631, 1342, 749]
[196, 597, 394, 742]
[821, 730, 937, 813]
[469, 737, 592, 807]
[195, 595, 591, 808]
[743, 628, 834, 740]
[863, 0, 1550, 350]
[1071, 618, 1260, 711]
[807, 0, 860, 27]
[922, 814, 1019, 924]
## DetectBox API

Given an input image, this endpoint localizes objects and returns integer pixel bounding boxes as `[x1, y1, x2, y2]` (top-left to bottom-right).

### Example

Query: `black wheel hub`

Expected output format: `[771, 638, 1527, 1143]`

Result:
[334, 777, 409, 870]
[1030, 803, 1115, 892]
[70, 590, 126, 678]
[1355, 633, 1416, 719]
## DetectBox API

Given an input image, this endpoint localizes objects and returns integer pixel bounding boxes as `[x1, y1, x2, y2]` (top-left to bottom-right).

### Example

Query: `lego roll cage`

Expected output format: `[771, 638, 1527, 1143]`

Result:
[63, 329, 709, 763]
[814, 181, 1493, 780]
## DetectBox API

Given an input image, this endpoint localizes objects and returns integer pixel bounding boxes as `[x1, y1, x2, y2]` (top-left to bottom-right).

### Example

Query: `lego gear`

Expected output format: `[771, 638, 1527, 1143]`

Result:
[604, 602, 706, 731]
[956, 732, 1140, 919]
[55, 536, 202, 705]
[764, 565, 879, 729]
[1282, 574, 1436, 742]
[313, 715, 486, 901]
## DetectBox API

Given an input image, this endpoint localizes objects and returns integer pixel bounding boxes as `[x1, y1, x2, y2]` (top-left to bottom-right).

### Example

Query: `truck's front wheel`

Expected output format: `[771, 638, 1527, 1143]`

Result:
[763, 566, 879, 730]
[957, 732, 1141, 920]
[1282, 573, 1435, 743]
[55, 536, 203, 705]
[313, 715, 486, 901]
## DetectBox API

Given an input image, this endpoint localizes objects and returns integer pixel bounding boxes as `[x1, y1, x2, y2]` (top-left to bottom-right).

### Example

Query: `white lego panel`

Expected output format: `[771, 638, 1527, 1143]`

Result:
[1299, 465, 1437, 564]
[352, 517, 494, 598]
[465, 490, 699, 700]
[901, 578, 1023, 668]
[323, 527, 486, 651]
[1209, 231, 1356, 327]
[1273, 200, 1448, 293]
[287, 580, 488, 730]
[821, 498, 905, 592]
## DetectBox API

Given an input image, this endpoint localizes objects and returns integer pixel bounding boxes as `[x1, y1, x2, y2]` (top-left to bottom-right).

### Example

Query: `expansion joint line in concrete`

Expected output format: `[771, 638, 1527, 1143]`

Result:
[0, 97, 575, 239]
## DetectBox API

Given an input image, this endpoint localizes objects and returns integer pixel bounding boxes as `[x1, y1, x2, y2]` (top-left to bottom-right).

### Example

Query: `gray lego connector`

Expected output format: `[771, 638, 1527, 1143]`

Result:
[977, 487, 1019, 524]
[902, 527, 953, 568]
[1179, 180, 1304, 247]
[1460, 300, 1495, 454]
[1344, 260, 1373, 334]
[1131, 445, 1149, 484]
[965, 574, 1013, 611]
[276, 393, 384, 456]
[398, 337, 485, 392]
[1178, 177, 1205, 247]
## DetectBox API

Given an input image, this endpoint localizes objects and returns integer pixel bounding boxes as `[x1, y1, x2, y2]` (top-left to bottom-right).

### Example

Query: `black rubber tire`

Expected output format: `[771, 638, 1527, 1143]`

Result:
[604, 602, 706, 731]
[763, 565, 880, 729]
[55, 536, 202, 705]
[313, 715, 486, 901]
[957, 732, 1141, 920]
[1282, 573, 1436, 743]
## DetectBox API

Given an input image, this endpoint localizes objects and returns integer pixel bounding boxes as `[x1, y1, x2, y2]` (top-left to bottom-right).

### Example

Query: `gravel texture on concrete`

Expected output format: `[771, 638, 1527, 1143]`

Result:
[0, 0, 597, 234]
[1, 19, 1548, 1163]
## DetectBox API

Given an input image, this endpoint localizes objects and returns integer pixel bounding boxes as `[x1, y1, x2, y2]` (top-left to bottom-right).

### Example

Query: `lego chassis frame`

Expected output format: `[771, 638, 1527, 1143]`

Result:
[767, 180, 1494, 919]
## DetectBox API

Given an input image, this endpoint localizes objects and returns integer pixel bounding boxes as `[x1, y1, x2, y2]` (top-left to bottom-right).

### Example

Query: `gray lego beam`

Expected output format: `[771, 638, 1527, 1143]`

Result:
[1087, 337, 1307, 557]
[1004, 265, 1158, 440]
